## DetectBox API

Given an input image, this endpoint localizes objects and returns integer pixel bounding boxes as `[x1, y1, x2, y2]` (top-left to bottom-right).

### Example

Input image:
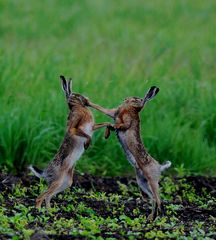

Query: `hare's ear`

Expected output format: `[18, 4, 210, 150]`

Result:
[60, 75, 70, 97]
[142, 86, 159, 107]
[67, 78, 72, 96]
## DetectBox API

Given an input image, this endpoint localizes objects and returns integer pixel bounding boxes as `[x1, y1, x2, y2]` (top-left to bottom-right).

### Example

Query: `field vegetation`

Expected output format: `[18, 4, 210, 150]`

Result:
[0, 0, 216, 175]
[1, 1, 216, 239]
[0, 172, 215, 239]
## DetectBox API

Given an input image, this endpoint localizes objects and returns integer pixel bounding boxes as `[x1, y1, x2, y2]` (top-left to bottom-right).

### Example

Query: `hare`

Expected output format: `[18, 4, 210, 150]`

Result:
[29, 75, 112, 208]
[88, 86, 171, 220]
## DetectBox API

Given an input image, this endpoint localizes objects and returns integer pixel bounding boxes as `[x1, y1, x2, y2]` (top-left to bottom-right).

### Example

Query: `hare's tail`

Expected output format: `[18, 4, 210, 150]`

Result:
[160, 161, 171, 172]
[28, 165, 44, 178]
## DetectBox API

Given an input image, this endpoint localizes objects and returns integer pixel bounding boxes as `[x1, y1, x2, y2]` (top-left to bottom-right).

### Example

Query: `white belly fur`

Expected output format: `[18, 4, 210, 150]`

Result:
[117, 131, 136, 167]
[81, 122, 93, 137]
[66, 123, 94, 169]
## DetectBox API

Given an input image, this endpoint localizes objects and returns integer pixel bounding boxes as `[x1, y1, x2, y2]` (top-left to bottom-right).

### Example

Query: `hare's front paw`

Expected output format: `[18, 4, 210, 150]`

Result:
[113, 124, 122, 130]
[104, 124, 115, 139]
[84, 138, 91, 150]
[105, 127, 111, 139]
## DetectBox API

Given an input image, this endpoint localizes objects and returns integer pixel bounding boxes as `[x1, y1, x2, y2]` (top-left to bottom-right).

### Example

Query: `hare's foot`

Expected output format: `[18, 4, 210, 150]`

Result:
[147, 202, 158, 221]
[36, 197, 43, 209]
[152, 201, 165, 218]
[105, 127, 111, 139]
[148, 203, 165, 221]
[147, 210, 157, 221]
[147, 213, 154, 222]
[84, 137, 91, 149]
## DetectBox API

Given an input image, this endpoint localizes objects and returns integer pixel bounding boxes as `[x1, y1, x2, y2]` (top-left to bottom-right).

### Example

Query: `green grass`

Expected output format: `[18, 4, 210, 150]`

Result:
[0, 0, 216, 175]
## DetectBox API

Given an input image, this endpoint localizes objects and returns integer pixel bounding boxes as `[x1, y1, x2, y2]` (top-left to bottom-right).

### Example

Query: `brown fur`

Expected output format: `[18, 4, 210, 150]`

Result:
[88, 86, 171, 220]
[31, 76, 112, 208]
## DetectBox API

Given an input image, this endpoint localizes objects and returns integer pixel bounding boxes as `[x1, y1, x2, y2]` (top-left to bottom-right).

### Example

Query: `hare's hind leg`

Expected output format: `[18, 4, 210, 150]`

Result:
[136, 171, 156, 220]
[68, 166, 75, 187]
[36, 174, 65, 208]
[147, 179, 161, 221]
[45, 167, 74, 208]
[136, 170, 153, 201]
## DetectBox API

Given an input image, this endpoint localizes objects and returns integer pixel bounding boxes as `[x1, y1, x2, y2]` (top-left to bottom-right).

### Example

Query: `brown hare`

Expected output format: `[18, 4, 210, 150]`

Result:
[88, 86, 171, 220]
[29, 75, 112, 208]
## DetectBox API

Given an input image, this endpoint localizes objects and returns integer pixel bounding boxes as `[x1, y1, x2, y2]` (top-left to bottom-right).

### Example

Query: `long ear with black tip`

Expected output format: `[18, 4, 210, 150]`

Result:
[142, 86, 159, 107]
[60, 75, 67, 92]
[60, 75, 69, 97]
[67, 78, 72, 96]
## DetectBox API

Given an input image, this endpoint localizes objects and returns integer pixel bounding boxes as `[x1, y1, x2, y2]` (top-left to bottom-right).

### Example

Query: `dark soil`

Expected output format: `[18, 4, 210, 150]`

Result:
[0, 172, 215, 239]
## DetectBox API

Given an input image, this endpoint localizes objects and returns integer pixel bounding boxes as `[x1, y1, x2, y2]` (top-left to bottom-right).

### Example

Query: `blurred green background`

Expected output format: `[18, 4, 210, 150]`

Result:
[0, 0, 216, 175]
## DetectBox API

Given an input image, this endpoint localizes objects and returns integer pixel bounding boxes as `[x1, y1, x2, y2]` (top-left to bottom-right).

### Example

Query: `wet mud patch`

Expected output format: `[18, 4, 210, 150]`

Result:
[0, 172, 215, 239]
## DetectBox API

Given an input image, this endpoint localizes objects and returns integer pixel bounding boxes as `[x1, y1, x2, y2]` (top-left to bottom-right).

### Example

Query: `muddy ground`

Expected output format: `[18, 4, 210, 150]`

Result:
[0, 172, 215, 239]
